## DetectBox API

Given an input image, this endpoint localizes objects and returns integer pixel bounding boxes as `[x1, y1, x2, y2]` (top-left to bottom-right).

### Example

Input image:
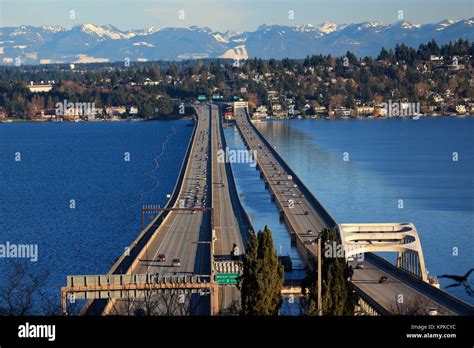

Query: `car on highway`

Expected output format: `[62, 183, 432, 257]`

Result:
[172, 258, 181, 267]
[158, 254, 166, 262]
[378, 276, 388, 284]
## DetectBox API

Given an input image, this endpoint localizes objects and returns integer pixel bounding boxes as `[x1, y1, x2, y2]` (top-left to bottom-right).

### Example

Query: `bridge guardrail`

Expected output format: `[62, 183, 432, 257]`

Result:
[350, 282, 390, 316]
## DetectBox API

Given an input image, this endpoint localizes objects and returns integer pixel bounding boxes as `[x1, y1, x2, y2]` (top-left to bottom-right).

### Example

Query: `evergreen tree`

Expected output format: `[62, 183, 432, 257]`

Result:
[240, 226, 284, 315]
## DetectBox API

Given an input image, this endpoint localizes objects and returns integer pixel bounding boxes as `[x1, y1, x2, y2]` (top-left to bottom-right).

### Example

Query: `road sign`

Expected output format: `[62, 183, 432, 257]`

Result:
[215, 273, 239, 285]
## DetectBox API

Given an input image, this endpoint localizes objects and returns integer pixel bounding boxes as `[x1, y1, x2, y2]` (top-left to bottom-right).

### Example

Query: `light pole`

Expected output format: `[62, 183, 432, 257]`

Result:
[317, 236, 322, 316]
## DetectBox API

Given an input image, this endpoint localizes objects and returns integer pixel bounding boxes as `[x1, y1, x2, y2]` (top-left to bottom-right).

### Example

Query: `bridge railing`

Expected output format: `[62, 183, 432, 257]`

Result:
[350, 282, 390, 316]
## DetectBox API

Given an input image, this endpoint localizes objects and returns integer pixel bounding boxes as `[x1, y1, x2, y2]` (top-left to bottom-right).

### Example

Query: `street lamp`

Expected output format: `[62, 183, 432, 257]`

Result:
[317, 236, 322, 316]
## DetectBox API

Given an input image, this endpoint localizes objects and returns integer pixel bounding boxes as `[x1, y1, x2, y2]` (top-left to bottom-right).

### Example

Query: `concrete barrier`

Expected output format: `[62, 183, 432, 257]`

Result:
[216, 104, 254, 242]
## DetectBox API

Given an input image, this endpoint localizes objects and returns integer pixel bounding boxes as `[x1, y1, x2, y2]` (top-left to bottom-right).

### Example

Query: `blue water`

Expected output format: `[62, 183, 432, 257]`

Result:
[254, 117, 474, 304]
[0, 121, 192, 313]
[1, 117, 472, 312]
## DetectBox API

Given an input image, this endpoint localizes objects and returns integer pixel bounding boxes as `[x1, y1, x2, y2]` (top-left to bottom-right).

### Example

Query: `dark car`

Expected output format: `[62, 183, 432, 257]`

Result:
[379, 276, 388, 284]
[158, 254, 166, 262]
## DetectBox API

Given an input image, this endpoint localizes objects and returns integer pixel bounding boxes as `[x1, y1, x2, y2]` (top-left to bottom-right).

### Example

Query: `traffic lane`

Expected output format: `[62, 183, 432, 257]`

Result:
[135, 207, 201, 274]
[211, 108, 244, 257]
[352, 260, 452, 314]
[362, 256, 465, 314]
[133, 112, 210, 274]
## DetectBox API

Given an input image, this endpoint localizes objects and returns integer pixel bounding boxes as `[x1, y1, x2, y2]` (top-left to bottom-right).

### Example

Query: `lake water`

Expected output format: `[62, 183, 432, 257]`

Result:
[253, 117, 474, 305]
[0, 121, 192, 313]
[0, 116, 472, 313]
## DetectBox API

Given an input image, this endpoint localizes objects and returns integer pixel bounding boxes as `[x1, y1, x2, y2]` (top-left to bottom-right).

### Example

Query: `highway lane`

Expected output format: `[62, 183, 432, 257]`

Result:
[352, 254, 474, 315]
[103, 104, 213, 315]
[132, 104, 212, 276]
[351, 258, 453, 314]
[233, 106, 469, 315]
[211, 104, 248, 313]
[211, 104, 245, 258]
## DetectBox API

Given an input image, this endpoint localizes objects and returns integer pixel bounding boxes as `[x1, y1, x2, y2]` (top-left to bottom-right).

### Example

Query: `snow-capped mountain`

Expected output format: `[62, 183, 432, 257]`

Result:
[0, 18, 472, 64]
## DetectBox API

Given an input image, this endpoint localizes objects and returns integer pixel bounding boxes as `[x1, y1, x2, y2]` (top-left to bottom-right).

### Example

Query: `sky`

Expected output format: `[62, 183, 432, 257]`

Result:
[0, 0, 472, 32]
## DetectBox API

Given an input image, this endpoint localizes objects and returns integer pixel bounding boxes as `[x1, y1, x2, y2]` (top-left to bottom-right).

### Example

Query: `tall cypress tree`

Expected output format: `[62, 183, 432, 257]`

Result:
[240, 231, 258, 313]
[240, 226, 284, 315]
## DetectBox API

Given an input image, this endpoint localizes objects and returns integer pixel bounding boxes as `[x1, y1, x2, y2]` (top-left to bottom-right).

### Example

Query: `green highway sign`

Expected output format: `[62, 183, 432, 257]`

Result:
[215, 273, 239, 285]
[197, 95, 207, 101]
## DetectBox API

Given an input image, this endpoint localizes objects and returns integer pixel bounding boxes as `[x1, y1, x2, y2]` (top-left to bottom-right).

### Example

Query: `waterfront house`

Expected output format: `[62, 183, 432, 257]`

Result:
[27, 81, 53, 93]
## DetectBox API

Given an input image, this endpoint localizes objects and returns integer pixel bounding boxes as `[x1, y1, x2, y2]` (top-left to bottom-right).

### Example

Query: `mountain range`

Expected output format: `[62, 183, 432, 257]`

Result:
[0, 18, 472, 65]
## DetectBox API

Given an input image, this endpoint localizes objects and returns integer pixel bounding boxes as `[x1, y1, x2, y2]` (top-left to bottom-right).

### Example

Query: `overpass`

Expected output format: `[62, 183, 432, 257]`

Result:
[232, 106, 474, 316]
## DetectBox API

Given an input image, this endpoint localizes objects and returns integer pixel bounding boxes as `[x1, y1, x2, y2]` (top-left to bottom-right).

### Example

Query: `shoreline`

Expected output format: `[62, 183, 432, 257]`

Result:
[1, 114, 472, 124]
[254, 114, 474, 121]
[0, 114, 195, 123]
